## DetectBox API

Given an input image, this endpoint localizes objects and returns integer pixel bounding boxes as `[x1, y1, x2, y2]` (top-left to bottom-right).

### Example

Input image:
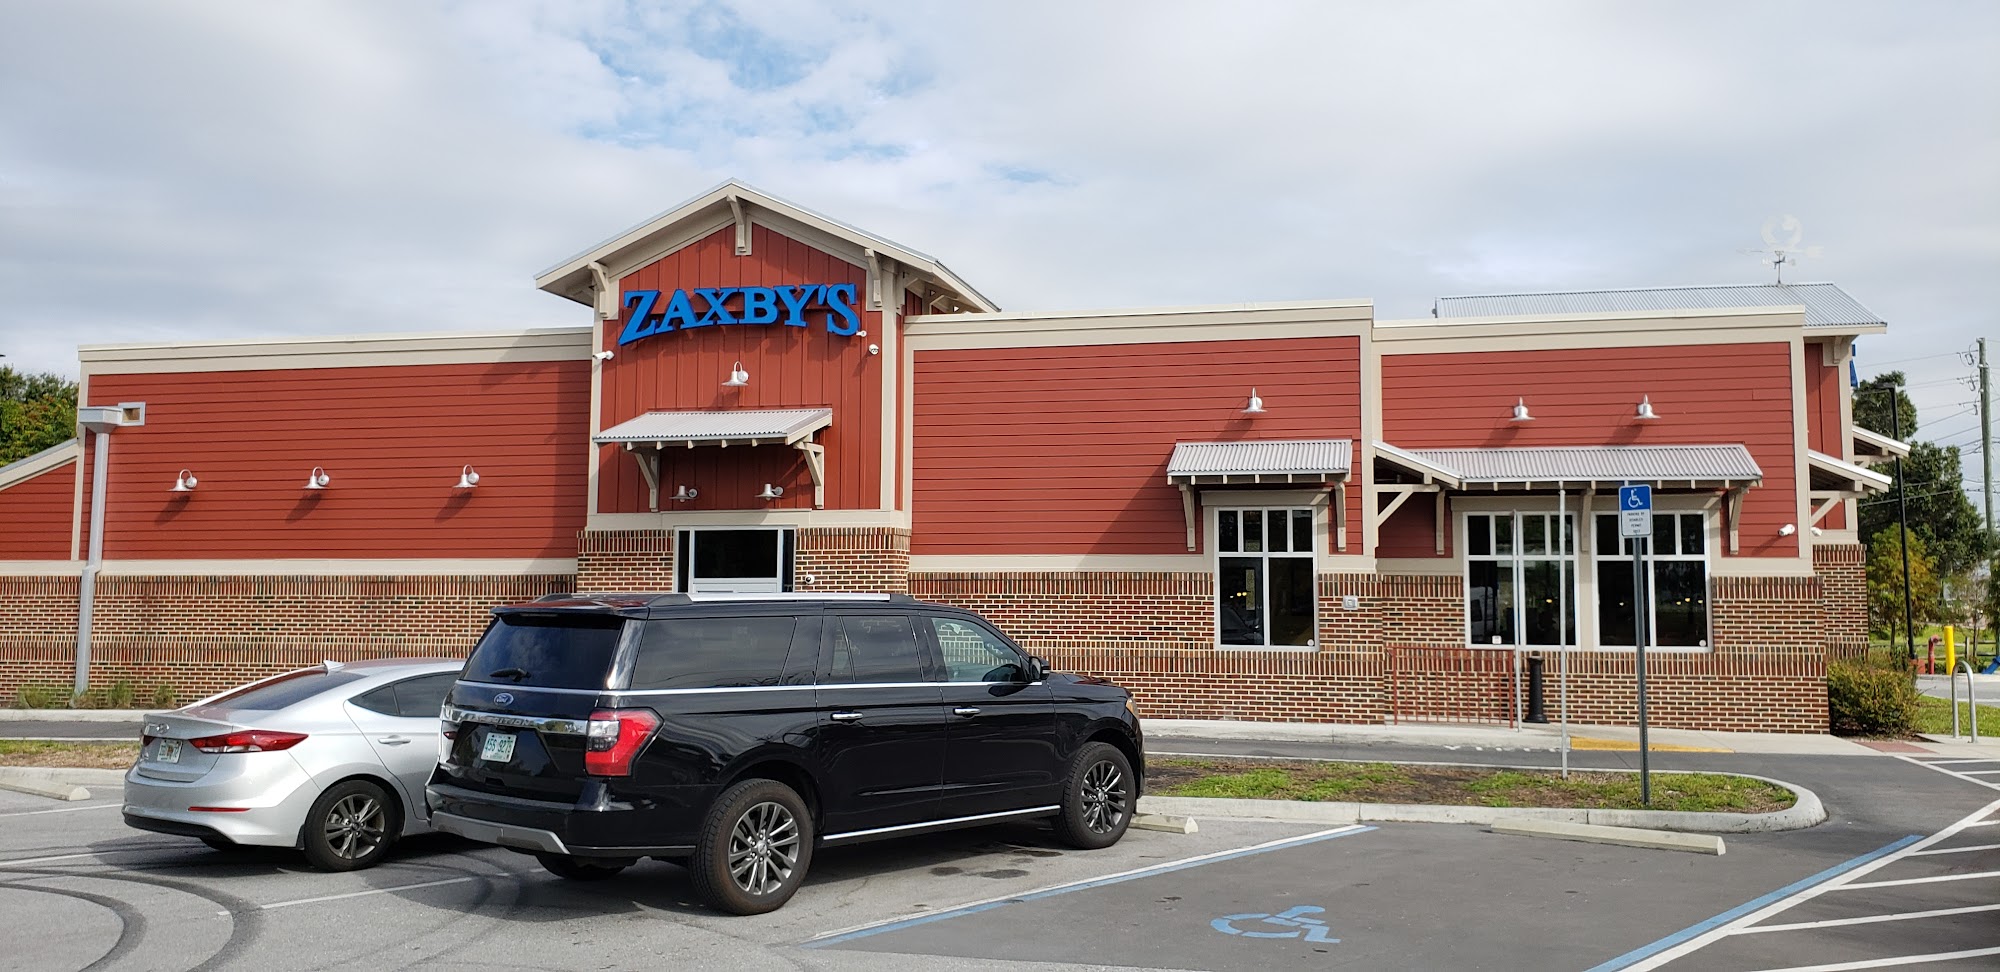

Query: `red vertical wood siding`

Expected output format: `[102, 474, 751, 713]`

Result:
[597, 225, 883, 512]
[1804, 341, 1846, 530]
[1381, 342, 1800, 558]
[0, 460, 77, 560]
[912, 337, 1363, 555]
[81, 362, 588, 559]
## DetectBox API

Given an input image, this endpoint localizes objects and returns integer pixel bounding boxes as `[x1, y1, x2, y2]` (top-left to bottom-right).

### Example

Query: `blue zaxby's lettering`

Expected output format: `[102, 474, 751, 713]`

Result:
[618, 284, 860, 345]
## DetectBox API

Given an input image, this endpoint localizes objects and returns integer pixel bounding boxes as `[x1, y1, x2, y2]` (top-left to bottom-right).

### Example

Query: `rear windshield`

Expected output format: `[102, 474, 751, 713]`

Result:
[463, 613, 627, 690]
[207, 670, 365, 711]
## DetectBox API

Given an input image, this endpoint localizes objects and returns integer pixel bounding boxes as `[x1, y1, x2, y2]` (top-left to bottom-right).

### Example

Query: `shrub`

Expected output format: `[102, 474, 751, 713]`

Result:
[150, 683, 177, 708]
[1828, 658, 1918, 736]
[14, 684, 70, 709]
[105, 680, 135, 709]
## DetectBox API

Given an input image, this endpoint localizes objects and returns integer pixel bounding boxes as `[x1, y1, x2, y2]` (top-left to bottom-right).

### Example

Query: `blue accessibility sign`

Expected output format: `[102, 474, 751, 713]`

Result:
[1619, 484, 1653, 538]
[1210, 905, 1340, 942]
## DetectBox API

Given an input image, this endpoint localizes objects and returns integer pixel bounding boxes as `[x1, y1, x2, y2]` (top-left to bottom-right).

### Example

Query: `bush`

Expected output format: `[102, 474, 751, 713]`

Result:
[1828, 658, 1918, 736]
[105, 680, 135, 709]
[150, 683, 177, 708]
[14, 684, 72, 709]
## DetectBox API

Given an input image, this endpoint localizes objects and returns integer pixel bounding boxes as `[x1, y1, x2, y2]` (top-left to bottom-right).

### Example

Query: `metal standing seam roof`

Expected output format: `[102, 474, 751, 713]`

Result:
[1393, 444, 1763, 485]
[1433, 283, 1884, 329]
[1166, 440, 1353, 483]
[1806, 450, 1894, 492]
[593, 408, 833, 447]
[0, 437, 80, 489]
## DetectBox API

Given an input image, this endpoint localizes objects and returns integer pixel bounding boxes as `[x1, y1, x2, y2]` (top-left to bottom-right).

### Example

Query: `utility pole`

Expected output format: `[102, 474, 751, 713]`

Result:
[1981, 338, 1992, 546]
[1892, 378, 1915, 660]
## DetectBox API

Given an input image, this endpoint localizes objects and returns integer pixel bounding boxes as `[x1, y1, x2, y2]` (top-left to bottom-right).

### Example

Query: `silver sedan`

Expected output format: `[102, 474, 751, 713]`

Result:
[122, 658, 462, 871]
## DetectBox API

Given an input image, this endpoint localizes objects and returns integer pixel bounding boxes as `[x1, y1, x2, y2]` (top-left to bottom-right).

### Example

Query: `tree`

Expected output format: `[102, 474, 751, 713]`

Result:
[1854, 371, 1989, 577]
[1854, 371, 1918, 441]
[0, 367, 78, 465]
[1868, 527, 1942, 645]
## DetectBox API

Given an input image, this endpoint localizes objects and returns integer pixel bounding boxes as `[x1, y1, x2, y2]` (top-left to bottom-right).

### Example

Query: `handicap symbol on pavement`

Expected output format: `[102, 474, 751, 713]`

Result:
[1210, 905, 1339, 942]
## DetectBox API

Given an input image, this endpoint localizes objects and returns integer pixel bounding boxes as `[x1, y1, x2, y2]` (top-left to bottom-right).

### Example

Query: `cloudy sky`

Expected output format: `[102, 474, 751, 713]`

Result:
[2, 2, 1995, 468]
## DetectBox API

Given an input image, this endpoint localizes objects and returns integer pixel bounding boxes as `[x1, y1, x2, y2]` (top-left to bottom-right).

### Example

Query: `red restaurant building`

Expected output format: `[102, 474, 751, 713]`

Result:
[0, 181, 1905, 730]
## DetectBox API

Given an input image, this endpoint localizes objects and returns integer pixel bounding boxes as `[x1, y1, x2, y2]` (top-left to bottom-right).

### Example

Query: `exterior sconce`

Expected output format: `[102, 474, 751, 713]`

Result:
[723, 361, 750, 387]
[1778, 523, 1797, 537]
[671, 485, 698, 502]
[1510, 398, 1534, 422]
[868, 344, 881, 355]
[757, 483, 784, 500]
[593, 350, 615, 361]
[170, 469, 198, 492]
[1635, 395, 1661, 421]
[303, 467, 330, 490]
[455, 464, 480, 489]
[1243, 388, 1266, 414]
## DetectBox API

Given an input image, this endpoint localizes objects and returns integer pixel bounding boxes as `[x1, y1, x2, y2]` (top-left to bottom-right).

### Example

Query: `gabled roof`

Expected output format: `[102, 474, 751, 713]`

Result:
[536, 179, 997, 313]
[0, 438, 80, 491]
[1434, 282, 1885, 332]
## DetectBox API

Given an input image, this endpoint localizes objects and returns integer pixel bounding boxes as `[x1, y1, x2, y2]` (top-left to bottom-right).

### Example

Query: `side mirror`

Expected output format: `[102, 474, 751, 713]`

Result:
[1026, 656, 1050, 682]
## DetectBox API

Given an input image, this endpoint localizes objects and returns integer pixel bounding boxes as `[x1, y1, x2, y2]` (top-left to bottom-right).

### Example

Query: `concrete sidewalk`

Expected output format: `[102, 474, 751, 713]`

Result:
[1141, 717, 1880, 755]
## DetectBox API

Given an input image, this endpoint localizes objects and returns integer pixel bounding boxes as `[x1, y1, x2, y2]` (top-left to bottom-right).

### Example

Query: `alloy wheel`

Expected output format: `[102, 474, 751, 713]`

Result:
[323, 792, 386, 860]
[727, 800, 800, 896]
[1081, 760, 1128, 834]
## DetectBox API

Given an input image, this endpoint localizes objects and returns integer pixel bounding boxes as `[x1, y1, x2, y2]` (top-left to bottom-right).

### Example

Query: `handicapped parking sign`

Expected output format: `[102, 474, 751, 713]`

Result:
[1211, 905, 1339, 942]
[1619, 484, 1652, 538]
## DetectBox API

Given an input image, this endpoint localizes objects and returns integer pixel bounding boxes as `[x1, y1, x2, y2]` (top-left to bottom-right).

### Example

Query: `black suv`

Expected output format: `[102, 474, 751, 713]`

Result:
[427, 593, 1143, 914]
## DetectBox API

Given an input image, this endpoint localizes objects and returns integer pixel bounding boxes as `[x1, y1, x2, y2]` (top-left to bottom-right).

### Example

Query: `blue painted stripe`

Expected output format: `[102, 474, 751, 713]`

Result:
[803, 825, 1378, 949]
[1580, 834, 1923, 972]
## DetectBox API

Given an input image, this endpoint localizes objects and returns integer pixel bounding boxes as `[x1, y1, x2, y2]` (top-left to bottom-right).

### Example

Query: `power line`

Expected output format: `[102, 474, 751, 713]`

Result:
[1864, 351, 1963, 368]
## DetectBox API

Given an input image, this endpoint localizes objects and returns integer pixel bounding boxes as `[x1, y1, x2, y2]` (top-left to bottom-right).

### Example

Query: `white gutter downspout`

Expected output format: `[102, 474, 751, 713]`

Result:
[74, 404, 137, 695]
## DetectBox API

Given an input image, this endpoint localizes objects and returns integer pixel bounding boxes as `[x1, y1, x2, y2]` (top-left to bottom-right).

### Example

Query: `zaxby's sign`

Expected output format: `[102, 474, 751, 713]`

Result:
[617, 284, 861, 345]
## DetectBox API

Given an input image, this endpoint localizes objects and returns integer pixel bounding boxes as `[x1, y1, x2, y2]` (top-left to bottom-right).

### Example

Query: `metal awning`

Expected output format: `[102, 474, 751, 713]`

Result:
[593, 408, 832, 448]
[594, 408, 832, 511]
[1165, 439, 1352, 486]
[1377, 443, 1763, 489]
[1851, 426, 1911, 464]
[1808, 449, 1893, 494]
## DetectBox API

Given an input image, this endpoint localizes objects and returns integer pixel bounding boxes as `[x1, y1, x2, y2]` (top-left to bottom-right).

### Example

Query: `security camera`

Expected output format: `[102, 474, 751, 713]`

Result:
[593, 350, 615, 361]
[1778, 523, 1797, 537]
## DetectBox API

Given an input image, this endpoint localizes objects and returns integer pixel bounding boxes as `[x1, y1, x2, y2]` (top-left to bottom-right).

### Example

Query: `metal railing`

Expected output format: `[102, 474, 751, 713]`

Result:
[1950, 659, 1981, 742]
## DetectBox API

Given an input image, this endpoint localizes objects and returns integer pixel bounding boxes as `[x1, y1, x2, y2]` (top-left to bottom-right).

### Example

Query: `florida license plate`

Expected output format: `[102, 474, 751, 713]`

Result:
[156, 738, 182, 763]
[479, 732, 516, 763]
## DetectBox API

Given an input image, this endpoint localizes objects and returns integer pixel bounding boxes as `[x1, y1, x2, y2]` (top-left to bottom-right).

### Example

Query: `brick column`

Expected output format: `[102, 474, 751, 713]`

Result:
[1814, 543, 1868, 661]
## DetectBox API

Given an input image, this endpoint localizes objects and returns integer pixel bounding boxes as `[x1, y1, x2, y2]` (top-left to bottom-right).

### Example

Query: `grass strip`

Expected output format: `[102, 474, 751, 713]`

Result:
[1150, 757, 1793, 813]
[1914, 696, 2000, 738]
[0, 740, 140, 769]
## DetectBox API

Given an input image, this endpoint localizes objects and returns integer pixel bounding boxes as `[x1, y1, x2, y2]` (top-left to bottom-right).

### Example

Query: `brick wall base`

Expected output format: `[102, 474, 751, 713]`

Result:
[1815, 543, 1868, 661]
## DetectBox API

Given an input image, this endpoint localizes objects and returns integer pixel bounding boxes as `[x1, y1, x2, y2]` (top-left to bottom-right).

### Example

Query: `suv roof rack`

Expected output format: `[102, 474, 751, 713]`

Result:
[645, 592, 917, 606]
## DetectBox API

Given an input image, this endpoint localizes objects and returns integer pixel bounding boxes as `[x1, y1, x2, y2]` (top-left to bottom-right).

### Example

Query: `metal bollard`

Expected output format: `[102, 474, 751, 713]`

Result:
[1524, 653, 1548, 724]
[1951, 660, 1980, 742]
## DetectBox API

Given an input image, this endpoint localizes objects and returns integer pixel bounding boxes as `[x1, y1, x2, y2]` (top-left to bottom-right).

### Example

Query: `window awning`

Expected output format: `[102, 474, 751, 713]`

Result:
[1165, 439, 1352, 486]
[594, 408, 832, 511]
[1851, 426, 1911, 464]
[594, 408, 832, 449]
[1372, 442, 1763, 490]
[1808, 449, 1893, 494]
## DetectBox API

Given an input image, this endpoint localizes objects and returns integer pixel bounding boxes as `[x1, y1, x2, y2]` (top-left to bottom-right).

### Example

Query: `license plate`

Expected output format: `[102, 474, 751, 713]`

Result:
[156, 739, 182, 764]
[479, 732, 516, 763]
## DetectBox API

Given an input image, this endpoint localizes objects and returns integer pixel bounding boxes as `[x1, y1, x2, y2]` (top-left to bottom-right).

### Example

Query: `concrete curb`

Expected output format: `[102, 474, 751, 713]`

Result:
[1138, 769, 1825, 834]
[0, 709, 152, 722]
[0, 777, 90, 801]
[0, 766, 127, 787]
[1491, 819, 1726, 855]
[1130, 812, 1199, 835]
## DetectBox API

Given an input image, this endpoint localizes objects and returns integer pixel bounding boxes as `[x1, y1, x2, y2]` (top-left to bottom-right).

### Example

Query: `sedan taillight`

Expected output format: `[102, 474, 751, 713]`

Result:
[188, 730, 308, 753]
[584, 708, 659, 777]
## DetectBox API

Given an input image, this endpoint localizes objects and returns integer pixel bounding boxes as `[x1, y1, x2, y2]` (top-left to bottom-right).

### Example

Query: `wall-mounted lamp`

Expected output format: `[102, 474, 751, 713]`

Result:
[1635, 395, 1661, 421]
[868, 344, 881, 355]
[756, 483, 784, 500]
[1242, 388, 1266, 414]
[455, 464, 480, 489]
[1778, 523, 1797, 537]
[671, 485, 698, 502]
[303, 466, 330, 490]
[723, 361, 750, 387]
[1810, 526, 1824, 537]
[170, 469, 198, 493]
[1509, 398, 1534, 422]
[593, 350, 615, 361]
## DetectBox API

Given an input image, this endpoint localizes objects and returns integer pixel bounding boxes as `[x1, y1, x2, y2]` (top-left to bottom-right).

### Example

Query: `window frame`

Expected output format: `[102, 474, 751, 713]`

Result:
[1592, 510, 1714, 650]
[1211, 505, 1320, 651]
[674, 526, 797, 593]
[1463, 511, 1579, 651]
[922, 615, 1031, 684]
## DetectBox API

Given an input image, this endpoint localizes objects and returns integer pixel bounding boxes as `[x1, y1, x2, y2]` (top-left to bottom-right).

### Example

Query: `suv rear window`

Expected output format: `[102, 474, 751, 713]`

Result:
[206, 669, 365, 711]
[463, 613, 626, 690]
[630, 616, 800, 690]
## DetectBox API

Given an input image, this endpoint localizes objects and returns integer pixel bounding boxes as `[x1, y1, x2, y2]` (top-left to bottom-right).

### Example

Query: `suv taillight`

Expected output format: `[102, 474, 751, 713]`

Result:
[189, 730, 308, 753]
[584, 708, 658, 777]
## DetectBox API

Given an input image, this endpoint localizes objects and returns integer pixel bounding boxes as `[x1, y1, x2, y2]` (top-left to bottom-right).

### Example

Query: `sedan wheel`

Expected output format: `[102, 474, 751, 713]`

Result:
[303, 779, 397, 871]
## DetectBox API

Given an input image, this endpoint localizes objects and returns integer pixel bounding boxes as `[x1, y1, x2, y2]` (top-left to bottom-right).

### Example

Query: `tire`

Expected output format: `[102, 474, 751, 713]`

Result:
[689, 778, 814, 915]
[1051, 741, 1135, 850]
[537, 854, 629, 881]
[301, 779, 398, 872]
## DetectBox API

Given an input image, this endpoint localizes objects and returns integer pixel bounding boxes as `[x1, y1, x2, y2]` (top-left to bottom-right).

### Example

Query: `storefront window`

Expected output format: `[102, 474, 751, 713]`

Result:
[1594, 512, 1709, 648]
[1465, 512, 1577, 649]
[1215, 508, 1315, 648]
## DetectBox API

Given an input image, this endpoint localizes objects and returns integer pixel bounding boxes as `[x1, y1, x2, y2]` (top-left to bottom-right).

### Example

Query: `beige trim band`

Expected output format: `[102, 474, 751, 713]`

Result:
[909, 554, 1210, 572]
[908, 302, 1371, 351]
[1375, 309, 1805, 354]
[80, 327, 593, 374]
[0, 558, 579, 577]
[0, 440, 81, 491]
[587, 510, 911, 531]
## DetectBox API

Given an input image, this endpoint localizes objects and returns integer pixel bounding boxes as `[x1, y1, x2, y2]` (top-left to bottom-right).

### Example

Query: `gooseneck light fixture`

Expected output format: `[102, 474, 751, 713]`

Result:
[671, 485, 698, 502]
[455, 464, 480, 489]
[757, 483, 784, 500]
[723, 361, 750, 387]
[170, 469, 198, 492]
[1635, 395, 1661, 421]
[1242, 388, 1266, 414]
[1510, 398, 1534, 422]
[303, 467, 330, 490]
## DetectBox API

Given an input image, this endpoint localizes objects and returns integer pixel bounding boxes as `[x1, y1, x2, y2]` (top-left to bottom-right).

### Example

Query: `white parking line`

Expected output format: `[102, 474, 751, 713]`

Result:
[1963, 819, 2000, 827]
[251, 875, 500, 912]
[1917, 758, 2000, 766]
[1956, 769, 2000, 775]
[1836, 868, 2000, 891]
[1734, 902, 2000, 934]
[1894, 754, 2000, 791]
[1909, 842, 2000, 856]
[1741, 945, 2000, 971]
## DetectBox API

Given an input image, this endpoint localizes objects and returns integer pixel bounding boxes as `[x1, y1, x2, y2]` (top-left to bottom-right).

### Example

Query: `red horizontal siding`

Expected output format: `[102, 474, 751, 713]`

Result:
[81, 361, 588, 559]
[597, 224, 884, 513]
[0, 460, 76, 560]
[1382, 342, 1800, 558]
[913, 337, 1363, 555]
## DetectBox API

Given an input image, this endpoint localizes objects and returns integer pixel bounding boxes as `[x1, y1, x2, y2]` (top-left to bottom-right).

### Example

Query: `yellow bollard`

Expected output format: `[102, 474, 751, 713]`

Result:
[1946, 625, 1956, 673]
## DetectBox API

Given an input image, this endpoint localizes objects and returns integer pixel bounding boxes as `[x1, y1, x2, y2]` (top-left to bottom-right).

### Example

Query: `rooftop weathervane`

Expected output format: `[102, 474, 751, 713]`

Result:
[1741, 215, 1823, 284]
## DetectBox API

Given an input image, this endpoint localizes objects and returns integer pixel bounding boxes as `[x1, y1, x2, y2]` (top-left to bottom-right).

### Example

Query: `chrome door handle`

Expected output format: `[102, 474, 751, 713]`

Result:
[379, 735, 412, 745]
[953, 707, 981, 718]
[829, 712, 864, 723]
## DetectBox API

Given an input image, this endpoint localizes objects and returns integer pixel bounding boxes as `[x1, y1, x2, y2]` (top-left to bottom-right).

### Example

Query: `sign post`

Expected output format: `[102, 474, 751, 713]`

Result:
[1618, 483, 1653, 806]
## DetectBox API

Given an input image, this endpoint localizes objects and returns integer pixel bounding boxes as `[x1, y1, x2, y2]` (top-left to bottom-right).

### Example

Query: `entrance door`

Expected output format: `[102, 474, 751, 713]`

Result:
[678, 528, 791, 593]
